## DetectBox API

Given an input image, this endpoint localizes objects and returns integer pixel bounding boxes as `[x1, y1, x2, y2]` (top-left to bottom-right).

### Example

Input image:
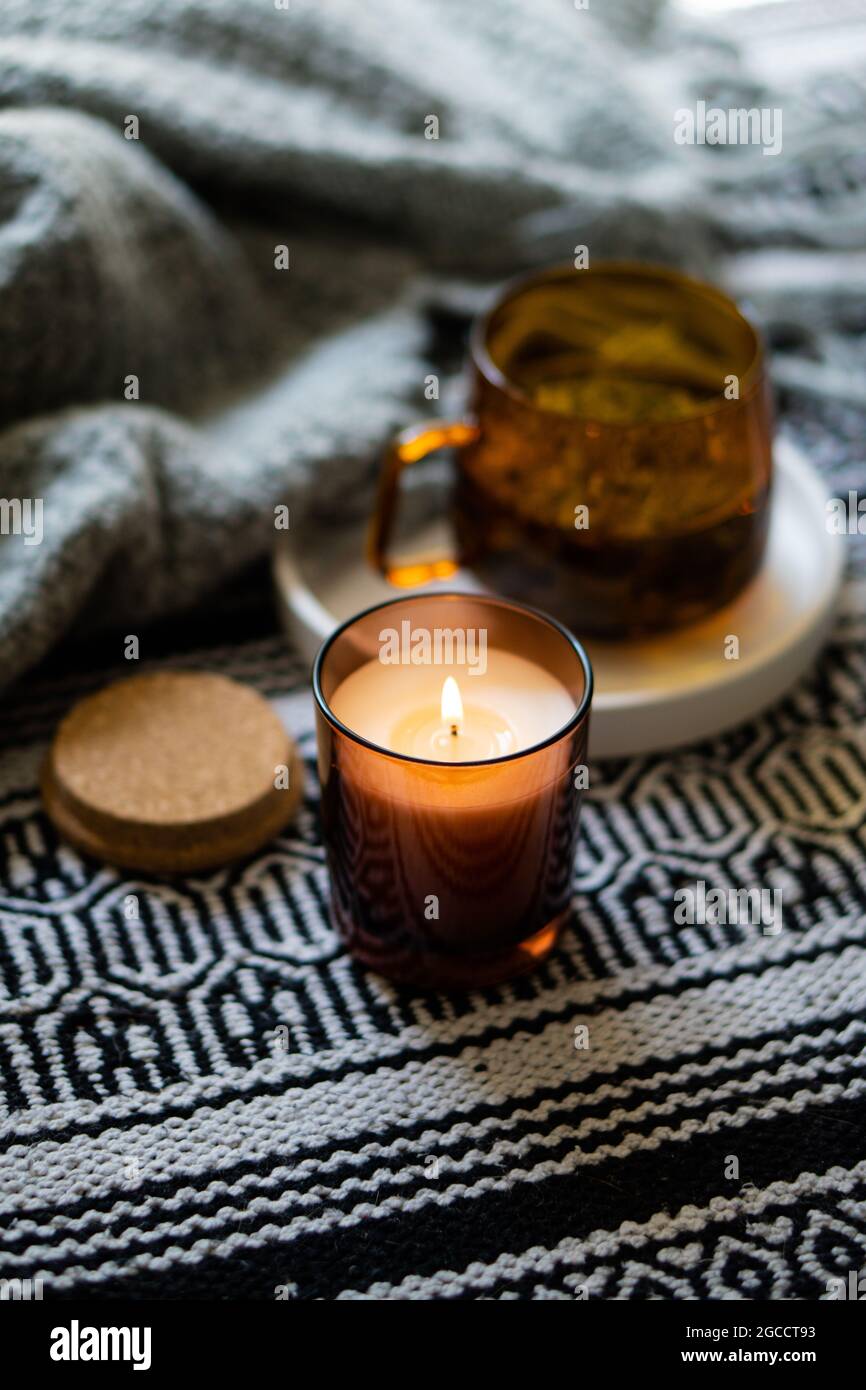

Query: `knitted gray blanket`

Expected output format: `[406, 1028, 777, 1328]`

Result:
[0, 0, 863, 685]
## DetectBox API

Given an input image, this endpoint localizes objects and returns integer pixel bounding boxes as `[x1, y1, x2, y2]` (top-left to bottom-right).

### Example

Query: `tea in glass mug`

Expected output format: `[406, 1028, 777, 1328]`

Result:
[369, 263, 773, 638]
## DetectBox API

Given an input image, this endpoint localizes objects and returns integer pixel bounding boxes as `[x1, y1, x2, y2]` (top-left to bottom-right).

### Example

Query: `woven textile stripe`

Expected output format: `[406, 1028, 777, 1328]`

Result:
[0, 404, 864, 1300]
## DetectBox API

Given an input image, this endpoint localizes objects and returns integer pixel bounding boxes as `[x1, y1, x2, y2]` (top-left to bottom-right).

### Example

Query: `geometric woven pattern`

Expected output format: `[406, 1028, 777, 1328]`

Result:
[1, 404, 865, 1299]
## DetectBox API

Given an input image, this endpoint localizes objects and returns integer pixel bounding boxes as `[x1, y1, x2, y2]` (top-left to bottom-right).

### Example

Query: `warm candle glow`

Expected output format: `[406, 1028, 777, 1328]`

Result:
[316, 595, 592, 986]
[332, 650, 575, 762]
[441, 676, 463, 735]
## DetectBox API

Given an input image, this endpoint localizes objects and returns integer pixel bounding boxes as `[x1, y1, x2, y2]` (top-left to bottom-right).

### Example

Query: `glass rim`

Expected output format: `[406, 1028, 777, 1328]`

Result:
[312, 591, 594, 769]
[469, 259, 765, 426]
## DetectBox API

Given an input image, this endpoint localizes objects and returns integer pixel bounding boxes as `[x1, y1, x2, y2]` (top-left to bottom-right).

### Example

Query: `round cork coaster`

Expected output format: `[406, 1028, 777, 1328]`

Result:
[41, 672, 303, 874]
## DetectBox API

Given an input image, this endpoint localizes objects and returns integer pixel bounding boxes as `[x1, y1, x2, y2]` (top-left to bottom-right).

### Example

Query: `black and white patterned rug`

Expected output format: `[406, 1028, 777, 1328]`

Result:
[1, 399, 865, 1301]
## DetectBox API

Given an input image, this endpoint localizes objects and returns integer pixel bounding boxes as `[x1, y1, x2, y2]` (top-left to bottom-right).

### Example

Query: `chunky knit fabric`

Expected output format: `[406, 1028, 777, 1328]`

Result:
[1, 0, 866, 685]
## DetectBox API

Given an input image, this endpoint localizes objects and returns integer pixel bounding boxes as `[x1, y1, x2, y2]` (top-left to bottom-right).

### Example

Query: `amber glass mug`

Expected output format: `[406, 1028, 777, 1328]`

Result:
[369, 263, 774, 637]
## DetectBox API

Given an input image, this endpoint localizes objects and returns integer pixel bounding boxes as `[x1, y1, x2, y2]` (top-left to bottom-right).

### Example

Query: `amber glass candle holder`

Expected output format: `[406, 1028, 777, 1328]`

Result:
[313, 593, 592, 989]
[369, 262, 773, 637]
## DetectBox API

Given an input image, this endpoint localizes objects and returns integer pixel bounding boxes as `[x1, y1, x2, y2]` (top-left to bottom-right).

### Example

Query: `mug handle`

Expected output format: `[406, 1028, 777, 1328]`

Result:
[367, 420, 480, 586]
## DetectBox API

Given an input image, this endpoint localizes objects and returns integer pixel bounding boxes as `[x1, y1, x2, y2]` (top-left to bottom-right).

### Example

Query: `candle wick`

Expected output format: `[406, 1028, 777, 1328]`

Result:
[450, 722, 459, 738]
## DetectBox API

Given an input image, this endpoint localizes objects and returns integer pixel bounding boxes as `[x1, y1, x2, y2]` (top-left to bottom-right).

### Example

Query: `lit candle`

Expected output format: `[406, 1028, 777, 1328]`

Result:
[330, 650, 576, 763]
[314, 594, 593, 989]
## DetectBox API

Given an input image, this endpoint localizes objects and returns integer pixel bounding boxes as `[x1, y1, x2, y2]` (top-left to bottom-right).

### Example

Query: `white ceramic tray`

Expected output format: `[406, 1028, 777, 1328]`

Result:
[273, 437, 845, 757]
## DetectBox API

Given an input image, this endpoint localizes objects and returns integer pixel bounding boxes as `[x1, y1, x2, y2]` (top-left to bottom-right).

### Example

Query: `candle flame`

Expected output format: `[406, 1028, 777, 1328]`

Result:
[441, 676, 463, 733]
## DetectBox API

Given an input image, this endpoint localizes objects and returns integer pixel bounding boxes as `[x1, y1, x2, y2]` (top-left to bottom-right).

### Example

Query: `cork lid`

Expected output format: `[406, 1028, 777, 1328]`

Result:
[41, 672, 303, 873]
